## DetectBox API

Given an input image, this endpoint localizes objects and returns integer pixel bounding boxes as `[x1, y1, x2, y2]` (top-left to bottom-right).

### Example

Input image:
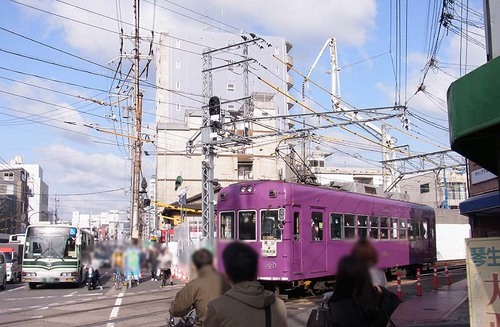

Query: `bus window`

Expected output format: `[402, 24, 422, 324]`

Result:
[399, 220, 408, 240]
[238, 211, 256, 241]
[358, 215, 368, 238]
[293, 212, 300, 241]
[261, 209, 282, 241]
[390, 218, 399, 240]
[330, 213, 343, 239]
[344, 214, 356, 239]
[311, 212, 323, 241]
[369, 216, 379, 239]
[380, 217, 389, 239]
[220, 212, 235, 239]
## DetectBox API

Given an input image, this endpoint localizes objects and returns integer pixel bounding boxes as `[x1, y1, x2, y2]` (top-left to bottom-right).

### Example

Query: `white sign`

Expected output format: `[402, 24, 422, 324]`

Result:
[471, 168, 497, 185]
[466, 237, 500, 327]
[261, 240, 277, 257]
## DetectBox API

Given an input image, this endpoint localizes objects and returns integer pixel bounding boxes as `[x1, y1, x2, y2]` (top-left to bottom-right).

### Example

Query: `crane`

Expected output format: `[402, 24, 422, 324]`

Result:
[301, 37, 398, 193]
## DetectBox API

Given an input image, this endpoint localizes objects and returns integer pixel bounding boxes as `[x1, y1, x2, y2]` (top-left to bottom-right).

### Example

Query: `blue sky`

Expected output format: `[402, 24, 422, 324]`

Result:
[0, 0, 486, 217]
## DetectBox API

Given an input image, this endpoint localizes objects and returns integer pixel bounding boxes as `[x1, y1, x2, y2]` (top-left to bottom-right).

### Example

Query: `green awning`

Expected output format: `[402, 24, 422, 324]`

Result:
[447, 56, 500, 174]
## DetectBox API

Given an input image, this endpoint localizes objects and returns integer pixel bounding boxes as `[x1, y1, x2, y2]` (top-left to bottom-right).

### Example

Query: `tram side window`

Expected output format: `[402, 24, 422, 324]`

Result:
[311, 212, 323, 241]
[220, 212, 235, 239]
[421, 220, 428, 239]
[399, 220, 408, 240]
[344, 214, 356, 239]
[408, 220, 421, 240]
[369, 216, 379, 240]
[294, 212, 300, 241]
[330, 213, 343, 240]
[261, 210, 282, 241]
[390, 218, 399, 240]
[380, 217, 389, 239]
[238, 211, 256, 241]
[358, 215, 368, 238]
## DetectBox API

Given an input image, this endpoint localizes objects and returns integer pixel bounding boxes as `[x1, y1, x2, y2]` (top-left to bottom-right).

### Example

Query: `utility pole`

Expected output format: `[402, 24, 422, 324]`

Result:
[130, 0, 143, 241]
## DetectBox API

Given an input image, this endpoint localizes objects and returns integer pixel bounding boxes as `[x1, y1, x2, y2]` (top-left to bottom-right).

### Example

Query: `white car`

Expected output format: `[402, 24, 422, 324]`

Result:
[0, 252, 6, 290]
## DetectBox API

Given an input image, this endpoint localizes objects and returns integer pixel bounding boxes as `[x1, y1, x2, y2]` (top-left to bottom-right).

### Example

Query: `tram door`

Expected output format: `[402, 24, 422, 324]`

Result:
[292, 210, 303, 275]
[309, 208, 327, 273]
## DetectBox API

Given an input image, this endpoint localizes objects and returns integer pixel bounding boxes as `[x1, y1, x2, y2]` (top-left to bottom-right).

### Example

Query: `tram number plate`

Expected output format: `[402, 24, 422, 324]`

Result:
[262, 240, 277, 257]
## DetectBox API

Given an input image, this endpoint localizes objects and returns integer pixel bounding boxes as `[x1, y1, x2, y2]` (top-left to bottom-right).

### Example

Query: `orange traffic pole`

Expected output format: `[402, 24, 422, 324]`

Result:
[445, 262, 451, 286]
[397, 270, 402, 300]
[433, 265, 438, 290]
[416, 267, 422, 296]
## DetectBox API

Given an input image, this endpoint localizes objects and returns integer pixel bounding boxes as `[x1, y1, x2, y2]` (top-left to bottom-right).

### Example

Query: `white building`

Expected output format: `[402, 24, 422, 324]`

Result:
[155, 30, 294, 204]
[8, 156, 49, 224]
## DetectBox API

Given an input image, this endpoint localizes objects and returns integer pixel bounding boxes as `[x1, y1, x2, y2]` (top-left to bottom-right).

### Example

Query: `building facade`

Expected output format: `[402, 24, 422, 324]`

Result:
[0, 167, 30, 234]
[8, 157, 49, 224]
[155, 30, 294, 204]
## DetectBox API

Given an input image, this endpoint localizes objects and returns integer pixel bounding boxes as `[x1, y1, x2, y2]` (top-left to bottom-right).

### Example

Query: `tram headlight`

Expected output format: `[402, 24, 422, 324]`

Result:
[246, 186, 253, 193]
[240, 186, 246, 193]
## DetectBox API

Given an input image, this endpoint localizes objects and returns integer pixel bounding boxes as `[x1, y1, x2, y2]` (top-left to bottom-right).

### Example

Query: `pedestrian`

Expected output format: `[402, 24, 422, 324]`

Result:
[150, 245, 159, 281]
[204, 242, 288, 327]
[158, 247, 173, 287]
[351, 238, 388, 288]
[169, 249, 230, 326]
[327, 255, 399, 327]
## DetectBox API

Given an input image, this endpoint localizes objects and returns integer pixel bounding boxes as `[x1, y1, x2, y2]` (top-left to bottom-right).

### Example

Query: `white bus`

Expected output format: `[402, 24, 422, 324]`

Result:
[22, 225, 94, 289]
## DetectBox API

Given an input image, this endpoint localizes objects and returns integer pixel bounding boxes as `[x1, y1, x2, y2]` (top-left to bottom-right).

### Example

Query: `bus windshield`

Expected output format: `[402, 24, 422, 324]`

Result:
[24, 227, 78, 260]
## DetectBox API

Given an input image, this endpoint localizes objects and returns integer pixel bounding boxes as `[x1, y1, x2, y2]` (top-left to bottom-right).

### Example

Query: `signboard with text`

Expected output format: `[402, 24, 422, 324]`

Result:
[261, 240, 277, 257]
[466, 237, 500, 327]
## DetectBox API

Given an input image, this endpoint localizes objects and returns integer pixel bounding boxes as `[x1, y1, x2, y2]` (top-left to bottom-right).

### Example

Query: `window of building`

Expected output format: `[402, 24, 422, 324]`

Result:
[275, 46, 280, 55]
[275, 66, 280, 75]
[448, 182, 466, 200]
[380, 217, 389, 239]
[399, 220, 407, 239]
[176, 60, 181, 69]
[390, 218, 398, 239]
[176, 81, 181, 90]
[293, 212, 300, 241]
[176, 103, 180, 111]
[220, 212, 235, 239]
[3, 172, 14, 181]
[344, 214, 356, 239]
[227, 104, 235, 111]
[0, 184, 14, 195]
[358, 215, 368, 238]
[420, 183, 430, 193]
[175, 39, 181, 48]
[330, 213, 343, 239]
[227, 83, 235, 92]
[238, 211, 256, 241]
[311, 212, 323, 241]
[369, 216, 379, 239]
[238, 162, 253, 180]
[261, 209, 282, 241]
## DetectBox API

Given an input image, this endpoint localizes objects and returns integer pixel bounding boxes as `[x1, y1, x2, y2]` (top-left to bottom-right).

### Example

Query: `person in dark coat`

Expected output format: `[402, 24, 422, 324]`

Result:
[327, 255, 399, 327]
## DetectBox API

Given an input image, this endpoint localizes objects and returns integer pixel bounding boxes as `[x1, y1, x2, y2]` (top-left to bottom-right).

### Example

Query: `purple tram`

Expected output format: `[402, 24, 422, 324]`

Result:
[216, 180, 436, 291]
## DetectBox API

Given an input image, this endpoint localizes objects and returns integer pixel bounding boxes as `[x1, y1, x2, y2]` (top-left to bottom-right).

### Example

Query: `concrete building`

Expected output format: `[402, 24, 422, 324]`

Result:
[72, 210, 129, 240]
[155, 30, 293, 204]
[8, 156, 49, 224]
[0, 167, 30, 234]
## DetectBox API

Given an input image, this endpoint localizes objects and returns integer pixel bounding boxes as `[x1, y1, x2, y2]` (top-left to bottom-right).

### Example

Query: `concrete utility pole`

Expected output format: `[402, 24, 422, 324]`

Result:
[130, 0, 143, 241]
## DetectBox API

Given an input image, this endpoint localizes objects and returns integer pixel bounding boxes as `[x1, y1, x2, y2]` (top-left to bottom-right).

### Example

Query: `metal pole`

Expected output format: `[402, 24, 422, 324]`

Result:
[130, 0, 143, 241]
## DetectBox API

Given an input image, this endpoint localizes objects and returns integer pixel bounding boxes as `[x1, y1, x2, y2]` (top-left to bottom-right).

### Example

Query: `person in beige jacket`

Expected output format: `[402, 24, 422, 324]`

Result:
[169, 249, 230, 326]
[204, 242, 288, 327]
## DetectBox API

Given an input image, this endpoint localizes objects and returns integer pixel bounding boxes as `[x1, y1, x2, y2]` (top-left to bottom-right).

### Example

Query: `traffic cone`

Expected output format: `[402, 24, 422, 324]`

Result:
[416, 267, 422, 296]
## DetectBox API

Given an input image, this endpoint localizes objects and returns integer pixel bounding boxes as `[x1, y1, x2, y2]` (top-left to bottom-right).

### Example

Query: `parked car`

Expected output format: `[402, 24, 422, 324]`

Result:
[0, 252, 7, 290]
[0, 248, 21, 283]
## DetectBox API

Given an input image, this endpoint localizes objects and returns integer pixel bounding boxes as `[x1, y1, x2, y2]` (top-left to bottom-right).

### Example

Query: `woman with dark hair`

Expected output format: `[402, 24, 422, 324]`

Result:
[351, 238, 388, 288]
[327, 255, 398, 327]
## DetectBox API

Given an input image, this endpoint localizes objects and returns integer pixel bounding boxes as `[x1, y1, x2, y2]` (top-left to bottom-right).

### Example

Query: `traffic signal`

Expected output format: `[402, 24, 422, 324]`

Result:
[143, 198, 151, 207]
[208, 96, 221, 116]
[175, 175, 183, 190]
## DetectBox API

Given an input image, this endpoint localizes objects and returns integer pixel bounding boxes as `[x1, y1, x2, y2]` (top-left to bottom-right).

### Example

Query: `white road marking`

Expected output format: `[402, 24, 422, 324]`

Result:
[63, 291, 78, 297]
[30, 315, 44, 319]
[8, 308, 22, 311]
[28, 305, 41, 309]
[79, 292, 104, 296]
[7, 285, 27, 292]
[37, 307, 49, 310]
[108, 291, 125, 320]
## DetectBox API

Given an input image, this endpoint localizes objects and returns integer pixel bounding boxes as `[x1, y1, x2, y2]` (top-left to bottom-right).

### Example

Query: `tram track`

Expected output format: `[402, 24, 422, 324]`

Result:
[0, 293, 173, 325]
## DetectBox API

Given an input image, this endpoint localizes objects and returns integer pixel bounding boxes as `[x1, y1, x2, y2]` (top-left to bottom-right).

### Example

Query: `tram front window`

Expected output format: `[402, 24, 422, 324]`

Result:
[238, 211, 256, 241]
[260, 209, 282, 241]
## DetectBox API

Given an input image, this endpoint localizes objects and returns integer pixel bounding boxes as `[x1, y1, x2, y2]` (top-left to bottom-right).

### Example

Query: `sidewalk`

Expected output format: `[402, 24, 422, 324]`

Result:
[392, 278, 469, 327]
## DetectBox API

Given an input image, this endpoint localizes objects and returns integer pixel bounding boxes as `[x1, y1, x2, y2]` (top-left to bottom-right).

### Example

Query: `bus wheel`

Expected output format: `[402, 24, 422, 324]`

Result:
[28, 282, 37, 289]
